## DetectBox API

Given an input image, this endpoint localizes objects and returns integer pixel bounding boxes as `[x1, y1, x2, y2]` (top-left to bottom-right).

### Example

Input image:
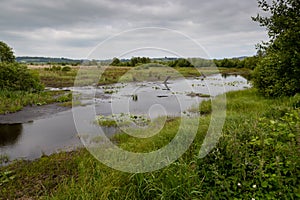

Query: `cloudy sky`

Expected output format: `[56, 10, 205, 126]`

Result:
[0, 0, 268, 59]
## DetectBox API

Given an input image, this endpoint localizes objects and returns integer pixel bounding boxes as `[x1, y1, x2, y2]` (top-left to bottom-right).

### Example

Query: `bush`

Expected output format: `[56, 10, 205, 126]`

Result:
[61, 66, 71, 72]
[0, 62, 44, 91]
[51, 65, 61, 71]
[252, 52, 300, 97]
[252, 0, 300, 97]
[0, 41, 15, 63]
[169, 58, 194, 68]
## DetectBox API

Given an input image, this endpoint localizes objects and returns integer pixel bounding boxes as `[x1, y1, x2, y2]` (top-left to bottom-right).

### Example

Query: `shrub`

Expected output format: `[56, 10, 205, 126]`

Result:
[252, 52, 300, 97]
[0, 62, 44, 91]
[0, 41, 15, 63]
[169, 58, 194, 68]
[252, 0, 300, 97]
[61, 66, 71, 72]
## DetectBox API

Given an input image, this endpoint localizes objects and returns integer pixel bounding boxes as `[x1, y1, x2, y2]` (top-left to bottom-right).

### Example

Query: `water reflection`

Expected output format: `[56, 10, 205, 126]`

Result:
[0, 75, 251, 162]
[0, 124, 23, 146]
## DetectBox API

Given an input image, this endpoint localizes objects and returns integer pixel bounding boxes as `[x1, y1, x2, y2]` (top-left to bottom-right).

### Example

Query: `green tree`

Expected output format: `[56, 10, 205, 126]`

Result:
[169, 58, 194, 68]
[110, 57, 121, 66]
[0, 62, 44, 91]
[0, 42, 44, 91]
[0, 41, 15, 63]
[252, 0, 300, 96]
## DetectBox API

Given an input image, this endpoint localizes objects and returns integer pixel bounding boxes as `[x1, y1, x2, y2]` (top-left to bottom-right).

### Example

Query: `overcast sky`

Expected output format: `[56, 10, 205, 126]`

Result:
[0, 0, 268, 59]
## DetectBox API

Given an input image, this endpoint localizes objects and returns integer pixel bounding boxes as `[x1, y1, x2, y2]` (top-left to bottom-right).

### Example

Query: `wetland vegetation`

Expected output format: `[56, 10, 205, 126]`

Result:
[1, 0, 300, 199]
[1, 89, 299, 199]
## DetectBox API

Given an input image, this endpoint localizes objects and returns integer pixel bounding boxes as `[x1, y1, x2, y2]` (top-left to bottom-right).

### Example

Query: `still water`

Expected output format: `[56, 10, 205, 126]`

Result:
[0, 75, 250, 162]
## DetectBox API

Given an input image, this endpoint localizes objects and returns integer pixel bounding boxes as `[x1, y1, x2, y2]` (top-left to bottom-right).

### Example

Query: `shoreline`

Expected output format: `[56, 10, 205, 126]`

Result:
[0, 103, 71, 124]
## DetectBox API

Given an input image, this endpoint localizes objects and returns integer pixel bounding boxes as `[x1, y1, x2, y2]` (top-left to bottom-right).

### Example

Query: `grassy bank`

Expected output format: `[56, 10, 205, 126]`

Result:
[33, 65, 246, 88]
[1, 88, 299, 199]
[0, 90, 72, 114]
[0, 66, 246, 115]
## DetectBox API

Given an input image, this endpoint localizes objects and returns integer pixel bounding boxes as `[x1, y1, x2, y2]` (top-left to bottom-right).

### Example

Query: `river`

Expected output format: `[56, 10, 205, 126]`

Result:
[0, 74, 250, 163]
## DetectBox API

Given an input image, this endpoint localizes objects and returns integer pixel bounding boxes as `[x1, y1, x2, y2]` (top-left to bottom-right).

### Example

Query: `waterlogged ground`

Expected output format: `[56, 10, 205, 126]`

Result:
[0, 74, 250, 162]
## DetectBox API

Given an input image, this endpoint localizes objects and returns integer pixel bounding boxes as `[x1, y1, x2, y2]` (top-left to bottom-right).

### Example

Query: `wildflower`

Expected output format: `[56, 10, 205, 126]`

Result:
[237, 183, 241, 187]
[253, 184, 257, 189]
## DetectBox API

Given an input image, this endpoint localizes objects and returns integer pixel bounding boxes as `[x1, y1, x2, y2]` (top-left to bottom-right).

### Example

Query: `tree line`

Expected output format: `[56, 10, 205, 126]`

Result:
[110, 56, 261, 69]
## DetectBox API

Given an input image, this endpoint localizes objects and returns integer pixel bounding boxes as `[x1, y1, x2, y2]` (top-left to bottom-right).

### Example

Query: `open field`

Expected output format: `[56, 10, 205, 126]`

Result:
[1, 88, 299, 199]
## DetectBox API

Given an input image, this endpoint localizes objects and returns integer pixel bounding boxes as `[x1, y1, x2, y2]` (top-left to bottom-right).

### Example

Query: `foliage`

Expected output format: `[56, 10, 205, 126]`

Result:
[44, 65, 72, 72]
[252, 0, 300, 96]
[0, 90, 72, 114]
[0, 151, 83, 199]
[0, 62, 44, 91]
[187, 57, 215, 68]
[0, 41, 15, 63]
[214, 56, 260, 69]
[252, 52, 299, 96]
[110, 57, 121, 66]
[16, 56, 82, 65]
[0, 42, 44, 92]
[61, 66, 72, 72]
[110, 57, 151, 67]
[168, 58, 194, 68]
[1, 89, 299, 199]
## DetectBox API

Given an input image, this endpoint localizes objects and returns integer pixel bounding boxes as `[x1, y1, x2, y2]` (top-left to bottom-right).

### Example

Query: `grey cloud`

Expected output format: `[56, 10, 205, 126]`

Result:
[0, 0, 267, 58]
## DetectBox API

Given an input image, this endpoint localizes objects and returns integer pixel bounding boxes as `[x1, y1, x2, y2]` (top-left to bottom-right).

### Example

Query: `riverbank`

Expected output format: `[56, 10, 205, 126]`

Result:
[0, 90, 72, 115]
[1, 88, 299, 199]
[33, 65, 251, 87]
[0, 66, 250, 117]
[0, 102, 71, 124]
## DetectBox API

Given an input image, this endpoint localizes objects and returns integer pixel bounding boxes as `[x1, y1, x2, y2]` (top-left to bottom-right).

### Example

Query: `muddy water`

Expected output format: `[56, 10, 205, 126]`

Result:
[0, 75, 250, 162]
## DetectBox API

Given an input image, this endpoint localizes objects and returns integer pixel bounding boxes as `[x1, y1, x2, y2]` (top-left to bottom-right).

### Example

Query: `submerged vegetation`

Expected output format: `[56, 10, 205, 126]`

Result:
[97, 113, 150, 128]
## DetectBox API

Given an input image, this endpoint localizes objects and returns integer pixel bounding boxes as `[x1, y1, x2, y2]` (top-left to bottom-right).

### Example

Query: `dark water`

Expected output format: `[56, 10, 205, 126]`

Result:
[0, 75, 250, 162]
[0, 110, 80, 162]
[0, 124, 23, 146]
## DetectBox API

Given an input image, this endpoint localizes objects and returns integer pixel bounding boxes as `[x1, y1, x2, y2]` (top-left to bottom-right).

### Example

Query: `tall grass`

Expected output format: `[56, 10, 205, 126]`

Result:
[33, 65, 228, 88]
[0, 90, 72, 114]
[1, 89, 299, 199]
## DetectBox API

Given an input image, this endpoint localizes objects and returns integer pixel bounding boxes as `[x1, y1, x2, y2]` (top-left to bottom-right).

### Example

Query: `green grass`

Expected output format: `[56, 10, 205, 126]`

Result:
[186, 92, 211, 98]
[1, 88, 299, 199]
[0, 90, 72, 114]
[33, 65, 240, 88]
[0, 65, 243, 114]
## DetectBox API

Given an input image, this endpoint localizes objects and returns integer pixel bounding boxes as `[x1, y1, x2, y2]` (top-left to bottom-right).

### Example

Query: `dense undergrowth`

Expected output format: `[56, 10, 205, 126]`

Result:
[1, 89, 299, 199]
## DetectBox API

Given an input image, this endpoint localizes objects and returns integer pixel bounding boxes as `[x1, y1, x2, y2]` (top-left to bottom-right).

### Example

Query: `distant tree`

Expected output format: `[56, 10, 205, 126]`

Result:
[169, 58, 194, 68]
[243, 56, 260, 70]
[130, 57, 138, 67]
[213, 58, 238, 68]
[252, 0, 300, 96]
[110, 57, 121, 66]
[110, 57, 151, 67]
[0, 41, 15, 63]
